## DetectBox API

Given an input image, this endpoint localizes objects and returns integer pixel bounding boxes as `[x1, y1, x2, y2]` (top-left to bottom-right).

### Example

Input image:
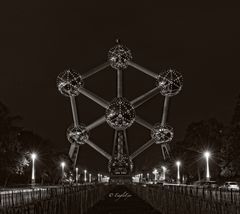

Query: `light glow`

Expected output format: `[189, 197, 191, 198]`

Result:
[162, 166, 166, 180]
[204, 151, 211, 158]
[176, 161, 181, 181]
[31, 153, 37, 160]
[61, 162, 65, 168]
[84, 170, 87, 182]
[204, 151, 211, 180]
[31, 153, 37, 182]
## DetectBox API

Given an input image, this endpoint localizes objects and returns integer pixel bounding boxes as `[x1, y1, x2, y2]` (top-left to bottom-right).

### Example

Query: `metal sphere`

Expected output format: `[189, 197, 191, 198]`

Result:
[109, 155, 131, 174]
[108, 44, 132, 69]
[157, 69, 183, 97]
[151, 123, 174, 144]
[57, 69, 83, 97]
[67, 124, 89, 145]
[106, 97, 135, 130]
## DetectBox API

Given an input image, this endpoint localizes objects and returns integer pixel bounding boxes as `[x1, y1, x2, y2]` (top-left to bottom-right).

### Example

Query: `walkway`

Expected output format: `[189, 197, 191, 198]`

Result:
[87, 185, 160, 214]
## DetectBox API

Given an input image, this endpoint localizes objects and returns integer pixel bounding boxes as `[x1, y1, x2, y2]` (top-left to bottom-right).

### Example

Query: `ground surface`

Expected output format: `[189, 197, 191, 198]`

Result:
[87, 185, 160, 214]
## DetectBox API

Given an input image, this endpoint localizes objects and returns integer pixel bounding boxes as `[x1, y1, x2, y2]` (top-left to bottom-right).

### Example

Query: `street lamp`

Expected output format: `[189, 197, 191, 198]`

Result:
[76, 167, 79, 184]
[147, 173, 150, 181]
[176, 161, 181, 183]
[84, 170, 87, 182]
[89, 173, 92, 183]
[204, 151, 211, 181]
[162, 166, 166, 180]
[31, 153, 37, 186]
[61, 162, 65, 183]
[153, 169, 158, 182]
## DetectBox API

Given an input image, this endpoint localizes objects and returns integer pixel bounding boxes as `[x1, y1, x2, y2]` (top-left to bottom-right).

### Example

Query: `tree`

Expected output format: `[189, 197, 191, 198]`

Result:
[18, 130, 72, 184]
[219, 94, 240, 178]
[172, 118, 224, 181]
[0, 102, 27, 186]
[231, 94, 240, 128]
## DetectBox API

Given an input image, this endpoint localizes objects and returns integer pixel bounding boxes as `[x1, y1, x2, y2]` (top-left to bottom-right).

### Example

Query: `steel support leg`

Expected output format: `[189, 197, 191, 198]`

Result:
[135, 116, 153, 130]
[82, 61, 110, 79]
[130, 139, 155, 160]
[78, 88, 109, 109]
[86, 140, 111, 160]
[117, 69, 123, 97]
[70, 96, 79, 127]
[128, 61, 159, 79]
[86, 116, 105, 131]
[131, 87, 160, 108]
[161, 96, 170, 125]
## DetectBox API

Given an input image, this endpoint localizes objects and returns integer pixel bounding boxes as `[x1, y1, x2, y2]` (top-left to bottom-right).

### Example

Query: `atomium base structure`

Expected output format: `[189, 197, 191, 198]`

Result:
[57, 41, 183, 183]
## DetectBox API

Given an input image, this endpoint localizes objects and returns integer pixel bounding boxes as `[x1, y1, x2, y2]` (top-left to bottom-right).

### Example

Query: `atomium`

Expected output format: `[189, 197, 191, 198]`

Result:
[108, 44, 132, 70]
[57, 42, 183, 173]
[67, 124, 89, 145]
[106, 97, 135, 130]
[57, 69, 83, 97]
[151, 123, 174, 144]
[157, 69, 183, 97]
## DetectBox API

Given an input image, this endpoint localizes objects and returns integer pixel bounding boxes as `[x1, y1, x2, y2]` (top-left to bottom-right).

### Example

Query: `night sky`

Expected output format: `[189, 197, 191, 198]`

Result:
[1, 2, 240, 173]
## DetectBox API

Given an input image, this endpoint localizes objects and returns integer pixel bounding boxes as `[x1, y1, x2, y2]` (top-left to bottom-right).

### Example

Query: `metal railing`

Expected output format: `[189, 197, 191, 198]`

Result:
[130, 184, 240, 214]
[0, 183, 109, 214]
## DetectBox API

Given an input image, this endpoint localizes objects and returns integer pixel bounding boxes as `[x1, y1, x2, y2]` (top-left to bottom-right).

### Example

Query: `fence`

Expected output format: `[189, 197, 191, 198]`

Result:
[130, 184, 240, 214]
[0, 184, 108, 214]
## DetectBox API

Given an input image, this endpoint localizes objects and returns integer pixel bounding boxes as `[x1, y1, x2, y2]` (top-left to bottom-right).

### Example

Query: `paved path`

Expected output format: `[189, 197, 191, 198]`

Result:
[87, 185, 160, 214]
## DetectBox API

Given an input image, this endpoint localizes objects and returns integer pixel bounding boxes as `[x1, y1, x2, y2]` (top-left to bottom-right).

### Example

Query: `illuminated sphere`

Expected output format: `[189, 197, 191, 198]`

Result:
[108, 44, 132, 69]
[157, 69, 183, 97]
[57, 69, 83, 97]
[151, 123, 174, 144]
[67, 124, 89, 145]
[106, 97, 135, 130]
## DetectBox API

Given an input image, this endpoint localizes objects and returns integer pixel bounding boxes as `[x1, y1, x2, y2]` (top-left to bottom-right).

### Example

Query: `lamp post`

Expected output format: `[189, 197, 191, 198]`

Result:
[61, 162, 65, 184]
[147, 173, 150, 181]
[31, 153, 37, 186]
[162, 166, 166, 181]
[84, 170, 87, 182]
[76, 167, 79, 184]
[153, 169, 158, 183]
[89, 173, 92, 183]
[204, 151, 211, 181]
[176, 161, 181, 184]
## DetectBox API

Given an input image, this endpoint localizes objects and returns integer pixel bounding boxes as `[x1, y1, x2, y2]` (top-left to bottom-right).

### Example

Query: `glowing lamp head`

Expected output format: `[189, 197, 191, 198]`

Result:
[176, 161, 181, 166]
[61, 162, 65, 168]
[84, 170, 87, 173]
[153, 169, 158, 174]
[162, 166, 167, 171]
[204, 151, 211, 158]
[31, 153, 37, 160]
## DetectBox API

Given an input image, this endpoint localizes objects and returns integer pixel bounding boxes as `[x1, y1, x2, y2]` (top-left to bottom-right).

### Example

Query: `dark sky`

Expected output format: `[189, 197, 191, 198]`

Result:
[1, 2, 240, 173]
